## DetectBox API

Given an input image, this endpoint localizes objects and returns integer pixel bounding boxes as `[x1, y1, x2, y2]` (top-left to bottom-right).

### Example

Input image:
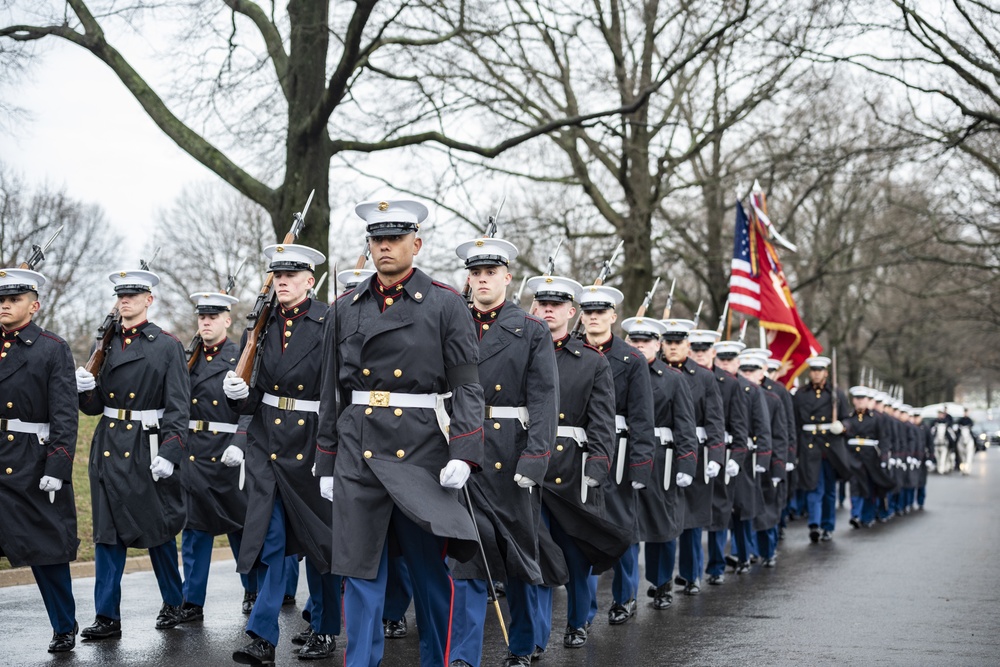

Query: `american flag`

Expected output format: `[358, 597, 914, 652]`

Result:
[729, 201, 761, 316]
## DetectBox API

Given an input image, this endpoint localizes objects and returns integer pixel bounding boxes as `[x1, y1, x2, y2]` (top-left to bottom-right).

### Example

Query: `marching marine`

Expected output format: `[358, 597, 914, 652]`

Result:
[0, 266, 79, 653]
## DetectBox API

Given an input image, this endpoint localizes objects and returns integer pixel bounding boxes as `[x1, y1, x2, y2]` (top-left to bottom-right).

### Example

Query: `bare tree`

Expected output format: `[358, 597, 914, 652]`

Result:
[0, 162, 123, 361]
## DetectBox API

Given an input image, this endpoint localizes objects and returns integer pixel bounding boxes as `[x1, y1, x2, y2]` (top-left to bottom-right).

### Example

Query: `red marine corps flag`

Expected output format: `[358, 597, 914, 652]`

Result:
[728, 182, 822, 386]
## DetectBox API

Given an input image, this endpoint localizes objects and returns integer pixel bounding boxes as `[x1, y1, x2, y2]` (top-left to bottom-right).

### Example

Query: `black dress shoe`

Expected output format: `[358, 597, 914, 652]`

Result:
[762, 557, 777, 568]
[736, 562, 750, 575]
[48, 622, 78, 653]
[292, 626, 314, 646]
[607, 599, 636, 625]
[242, 591, 257, 615]
[646, 585, 657, 598]
[81, 616, 121, 640]
[683, 581, 700, 596]
[503, 651, 532, 667]
[530, 645, 545, 660]
[562, 624, 588, 648]
[494, 580, 506, 598]
[179, 602, 204, 623]
[233, 636, 276, 665]
[778, 526, 786, 541]
[724, 554, 739, 569]
[450, 661, 473, 667]
[707, 573, 724, 585]
[749, 555, 759, 565]
[296, 632, 336, 660]
[652, 584, 673, 610]
[155, 603, 183, 629]
[282, 594, 296, 606]
[820, 529, 833, 542]
[849, 517, 861, 529]
[383, 617, 407, 638]
[673, 575, 687, 587]
[809, 525, 820, 543]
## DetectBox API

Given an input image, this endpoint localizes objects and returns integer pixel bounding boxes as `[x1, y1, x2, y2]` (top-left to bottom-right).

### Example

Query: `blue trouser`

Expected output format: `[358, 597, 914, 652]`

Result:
[805, 458, 838, 531]
[383, 556, 413, 621]
[32, 563, 75, 633]
[643, 540, 675, 587]
[877, 495, 891, 520]
[917, 485, 926, 507]
[748, 527, 759, 558]
[861, 496, 877, 524]
[95, 538, 182, 619]
[850, 496, 864, 520]
[344, 507, 454, 667]
[304, 558, 342, 635]
[586, 542, 639, 622]
[756, 528, 777, 559]
[245, 494, 291, 646]
[706, 530, 728, 576]
[536, 503, 592, 641]
[889, 490, 901, 514]
[730, 519, 753, 563]
[284, 555, 300, 597]
[678, 527, 703, 583]
[181, 528, 255, 606]
[450, 577, 536, 662]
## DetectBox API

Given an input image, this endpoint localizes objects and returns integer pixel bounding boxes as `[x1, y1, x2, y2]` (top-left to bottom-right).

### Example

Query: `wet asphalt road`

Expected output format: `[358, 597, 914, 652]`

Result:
[2, 449, 999, 666]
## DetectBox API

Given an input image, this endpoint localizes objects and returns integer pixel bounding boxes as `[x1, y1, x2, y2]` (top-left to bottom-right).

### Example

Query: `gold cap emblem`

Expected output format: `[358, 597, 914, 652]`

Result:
[545, 277, 553, 283]
[475, 240, 484, 247]
[0, 271, 5, 277]
[120, 271, 127, 277]
[276, 246, 284, 252]
[378, 201, 389, 211]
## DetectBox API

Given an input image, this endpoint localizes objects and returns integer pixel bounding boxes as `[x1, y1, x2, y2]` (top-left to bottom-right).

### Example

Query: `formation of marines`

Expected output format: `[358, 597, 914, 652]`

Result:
[0, 198, 952, 665]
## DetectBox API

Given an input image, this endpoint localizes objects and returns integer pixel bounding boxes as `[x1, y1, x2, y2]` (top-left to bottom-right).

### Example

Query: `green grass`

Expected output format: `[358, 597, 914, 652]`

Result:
[1, 415, 229, 570]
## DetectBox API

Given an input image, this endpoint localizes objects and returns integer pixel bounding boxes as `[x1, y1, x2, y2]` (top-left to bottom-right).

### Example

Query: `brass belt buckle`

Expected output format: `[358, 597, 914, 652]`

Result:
[0, 418, 6, 431]
[277, 396, 296, 410]
[116, 409, 131, 421]
[191, 421, 206, 433]
[368, 391, 390, 408]
[485, 406, 494, 419]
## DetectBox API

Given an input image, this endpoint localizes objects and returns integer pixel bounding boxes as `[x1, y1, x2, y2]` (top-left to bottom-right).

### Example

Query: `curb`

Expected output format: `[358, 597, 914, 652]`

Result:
[0, 546, 235, 588]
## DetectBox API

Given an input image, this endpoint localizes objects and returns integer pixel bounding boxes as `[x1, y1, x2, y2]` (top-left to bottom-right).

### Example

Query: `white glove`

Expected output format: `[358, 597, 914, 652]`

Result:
[150, 456, 175, 480]
[771, 476, 781, 486]
[39, 476, 63, 493]
[706, 460, 721, 478]
[631, 481, 646, 490]
[786, 462, 795, 472]
[725, 459, 740, 477]
[513, 473, 537, 489]
[584, 475, 600, 488]
[320, 476, 334, 501]
[223, 371, 249, 400]
[675, 472, 693, 488]
[880, 461, 887, 469]
[925, 461, 936, 472]
[221, 445, 244, 467]
[829, 420, 844, 435]
[754, 465, 766, 474]
[439, 459, 471, 489]
[75, 366, 96, 393]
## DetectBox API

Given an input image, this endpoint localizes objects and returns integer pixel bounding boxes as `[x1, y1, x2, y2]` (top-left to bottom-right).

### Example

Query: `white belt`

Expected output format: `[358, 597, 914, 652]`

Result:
[351, 390, 437, 409]
[486, 406, 529, 429]
[696, 426, 707, 443]
[614, 415, 628, 432]
[654, 427, 674, 445]
[351, 390, 452, 440]
[557, 426, 587, 445]
[189, 420, 239, 434]
[0, 418, 50, 442]
[802, 424, 833, 433]
[848, 438, 879, 446]
[264, 393, 320, 413]
[102, 407, 164, 428]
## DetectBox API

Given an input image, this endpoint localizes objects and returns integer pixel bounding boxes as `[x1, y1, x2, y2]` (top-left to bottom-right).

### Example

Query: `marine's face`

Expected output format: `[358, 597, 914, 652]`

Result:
[582, 308, 616, 338]
[116, 292, 153, 321]
[369, 233, 421, 280]
[661, 338, 689, 363]
[628, 336, 660, 363]
[0, 292, 39, 330]
[690, 347, 714, 369]
[715, 356, 739, 374]
[809, 368, 828, 386]
[467, 265, 511, 309]
[272, 270, 314, 307]
[197, 312, 231, 345]
[534, 300, 575, 333]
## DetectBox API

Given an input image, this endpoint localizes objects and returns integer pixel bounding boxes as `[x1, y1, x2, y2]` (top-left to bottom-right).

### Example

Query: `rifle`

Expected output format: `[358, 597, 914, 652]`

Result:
[634, 277, 661, 317]
[18, 226, 63, 270]
[234, 189, 314, 385]
[660, 278, 677, 319]
[312, 271, 328, 297]
[716, 298, 730, 335]
[462, 193, 506, 301]
[693, 301, 704, 328]
[571, 239, 623, 337]
[186, 258, 246, 370]
[516, 237, 564, 304]
[737, 319, 748, 343]
[84, 246, 160, 376]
